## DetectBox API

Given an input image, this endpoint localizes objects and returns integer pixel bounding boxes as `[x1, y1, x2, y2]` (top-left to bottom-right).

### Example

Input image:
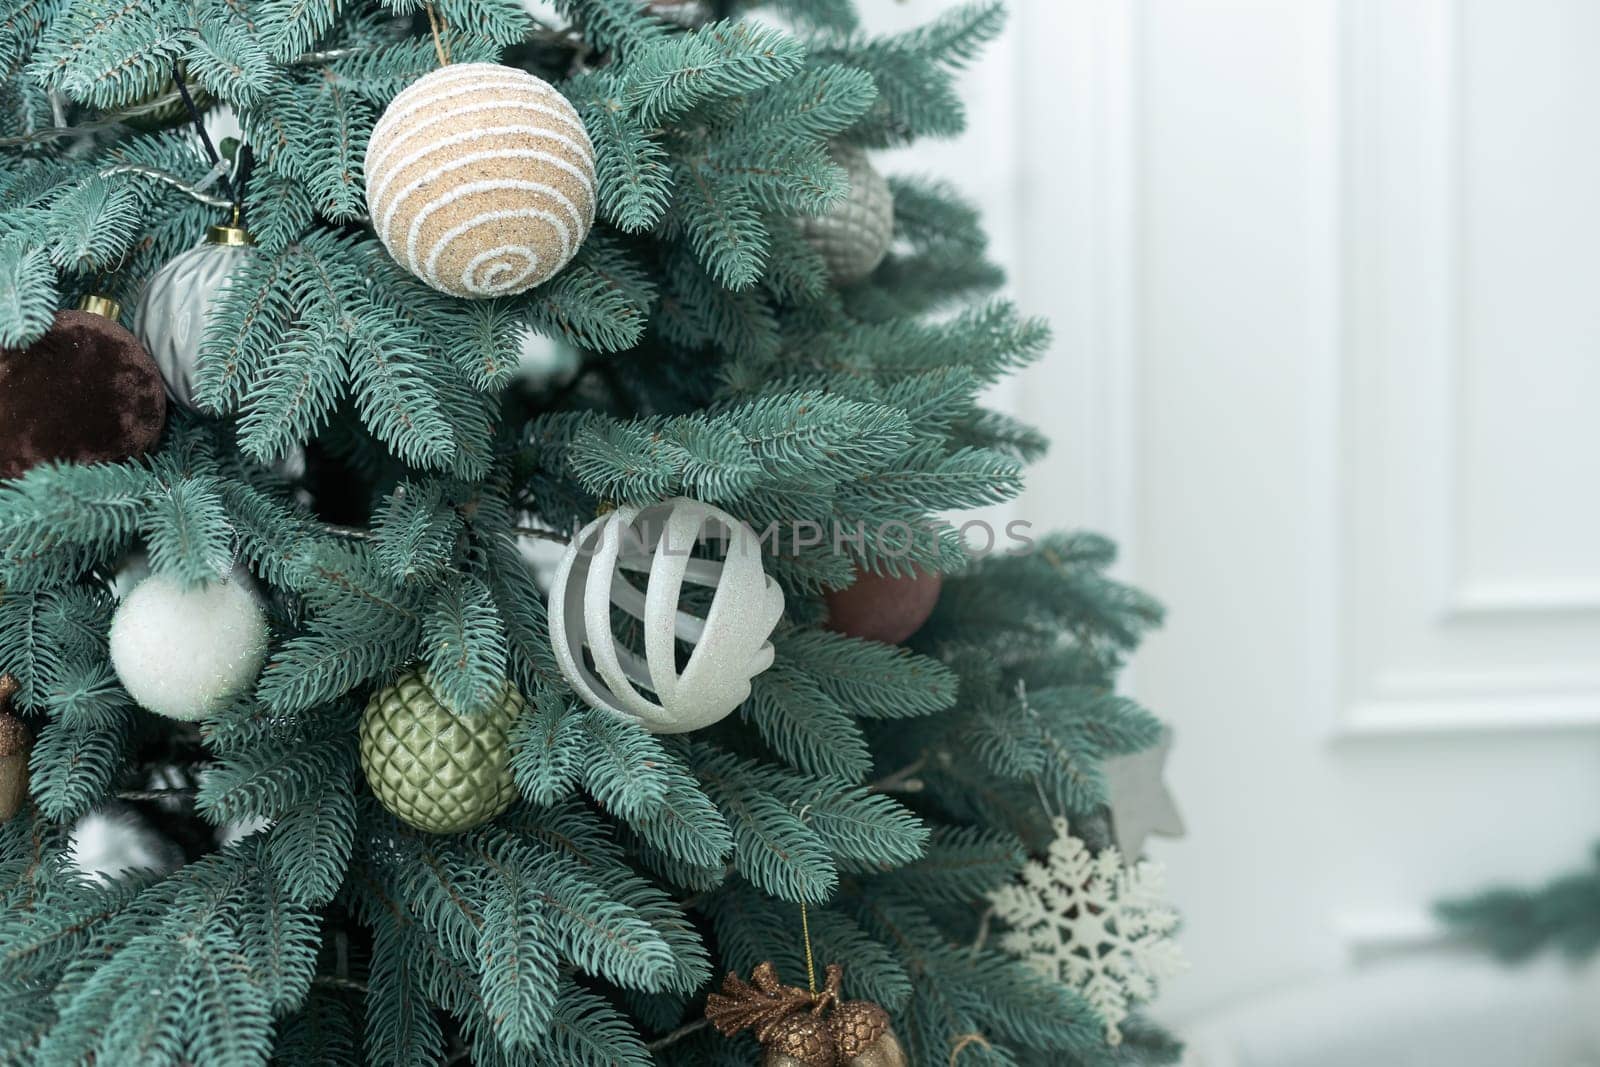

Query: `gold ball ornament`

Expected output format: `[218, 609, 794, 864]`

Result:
[363, 62, 597, 299]
[0, 676, 31, 822]
[359, 668, 524, 833]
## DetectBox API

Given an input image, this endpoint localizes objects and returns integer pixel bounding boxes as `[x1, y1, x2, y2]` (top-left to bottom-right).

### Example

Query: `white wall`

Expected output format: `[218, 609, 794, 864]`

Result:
[863, 0, 1600, 1027]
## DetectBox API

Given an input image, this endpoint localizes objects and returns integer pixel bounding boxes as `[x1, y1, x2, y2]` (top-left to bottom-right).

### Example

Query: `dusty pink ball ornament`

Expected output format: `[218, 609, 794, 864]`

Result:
[823, 568, 942, 645]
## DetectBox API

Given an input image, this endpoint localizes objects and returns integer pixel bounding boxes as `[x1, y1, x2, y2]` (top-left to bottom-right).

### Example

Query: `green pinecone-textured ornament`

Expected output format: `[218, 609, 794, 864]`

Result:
[359, 668, 524, 834]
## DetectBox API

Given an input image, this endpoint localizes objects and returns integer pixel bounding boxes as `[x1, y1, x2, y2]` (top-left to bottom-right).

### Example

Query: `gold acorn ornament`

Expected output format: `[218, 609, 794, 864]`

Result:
[706, 962, 908, 1067]
[829, 1000, 905, 1067]
[0, 675, 32, 822]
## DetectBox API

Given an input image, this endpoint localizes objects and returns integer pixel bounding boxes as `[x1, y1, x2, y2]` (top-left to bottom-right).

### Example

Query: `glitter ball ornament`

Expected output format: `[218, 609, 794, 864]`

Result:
[109, 570, 269, 721]
[548, 498, 785, 734]
[364, 62, 597, 298]
[798, 144, 893, 285]
[0, 300, 166, 481]
[0, 676, 31, 822]
[512, 326, 579, 387]
[134, 218, 255, 411]
[823, 567, 941, 646]
[359, 668, 523, 834]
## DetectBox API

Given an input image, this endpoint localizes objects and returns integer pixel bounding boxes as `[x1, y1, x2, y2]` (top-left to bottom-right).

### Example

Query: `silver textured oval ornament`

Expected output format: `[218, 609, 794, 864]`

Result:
[134, 223, 254, 412]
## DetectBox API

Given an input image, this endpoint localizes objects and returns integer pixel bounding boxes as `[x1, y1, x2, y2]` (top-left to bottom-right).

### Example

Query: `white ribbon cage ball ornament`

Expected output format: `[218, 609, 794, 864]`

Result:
[364, 62, 597, 298]
[548, 499, 786, 733]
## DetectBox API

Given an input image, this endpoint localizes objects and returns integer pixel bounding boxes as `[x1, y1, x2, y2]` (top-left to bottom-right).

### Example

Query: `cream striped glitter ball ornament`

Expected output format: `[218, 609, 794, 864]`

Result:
[363, 63, 597, 299]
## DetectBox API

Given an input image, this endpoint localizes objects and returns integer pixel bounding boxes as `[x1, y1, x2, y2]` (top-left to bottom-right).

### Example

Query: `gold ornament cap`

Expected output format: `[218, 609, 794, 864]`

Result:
[205, 223, 255, 247]
[206, 204, 255, 247]
[76, 294, 122, 320]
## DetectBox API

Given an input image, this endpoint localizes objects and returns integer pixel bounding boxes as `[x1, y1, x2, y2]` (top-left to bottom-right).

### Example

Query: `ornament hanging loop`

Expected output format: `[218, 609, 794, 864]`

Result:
[800, 901, 818, 995]
[425, 3, 452, 66]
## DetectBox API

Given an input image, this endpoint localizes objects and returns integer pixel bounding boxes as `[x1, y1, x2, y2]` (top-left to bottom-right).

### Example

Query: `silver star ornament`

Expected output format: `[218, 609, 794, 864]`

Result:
[1103, 727, 1185, 862]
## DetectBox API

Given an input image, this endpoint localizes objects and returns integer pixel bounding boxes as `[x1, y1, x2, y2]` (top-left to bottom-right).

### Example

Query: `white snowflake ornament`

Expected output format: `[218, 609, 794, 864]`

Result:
[986, 817, 1186, 1046]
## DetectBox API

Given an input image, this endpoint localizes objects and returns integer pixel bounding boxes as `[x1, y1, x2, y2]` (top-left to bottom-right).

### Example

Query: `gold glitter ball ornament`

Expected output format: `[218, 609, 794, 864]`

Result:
[363, 62, 597, 299]
[359, 668, 524, 834]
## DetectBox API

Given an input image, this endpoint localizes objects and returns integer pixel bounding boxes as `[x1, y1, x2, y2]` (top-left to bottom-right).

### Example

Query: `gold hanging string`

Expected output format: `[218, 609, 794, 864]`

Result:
[794, 801, 819, 995]
[949, 1033, 993, 1064]
[799, 901, 817, 995]
[424, 3, 452, 66]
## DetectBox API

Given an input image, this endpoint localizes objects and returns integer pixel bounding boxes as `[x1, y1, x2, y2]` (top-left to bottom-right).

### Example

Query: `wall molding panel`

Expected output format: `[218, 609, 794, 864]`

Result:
[1013, 0, 1140, 567]
[1334, 0, 1600, 738]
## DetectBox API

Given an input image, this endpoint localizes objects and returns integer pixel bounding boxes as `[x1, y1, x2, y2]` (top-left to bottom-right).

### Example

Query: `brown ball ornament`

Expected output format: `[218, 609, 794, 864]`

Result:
[823, 568, 943, 645]
[0, 675, 31, 822]
[0, 302, 167, 481]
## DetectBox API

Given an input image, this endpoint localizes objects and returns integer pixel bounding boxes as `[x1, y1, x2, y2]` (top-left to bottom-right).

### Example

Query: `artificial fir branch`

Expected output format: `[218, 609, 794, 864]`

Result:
[318, 521, 569, 543]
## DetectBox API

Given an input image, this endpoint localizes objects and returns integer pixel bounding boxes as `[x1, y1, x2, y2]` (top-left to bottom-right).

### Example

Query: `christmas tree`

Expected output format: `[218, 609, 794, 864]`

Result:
[0, 1, 1185, 1064]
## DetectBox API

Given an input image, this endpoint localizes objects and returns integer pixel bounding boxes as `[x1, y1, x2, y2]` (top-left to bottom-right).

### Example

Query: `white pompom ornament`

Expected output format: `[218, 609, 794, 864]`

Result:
[110, 571, 268, 721]
[134, 220, 254, 411]
[548, 498, 785, 734]
[798, 143, 894, 284]
[364, 62, 597, 298]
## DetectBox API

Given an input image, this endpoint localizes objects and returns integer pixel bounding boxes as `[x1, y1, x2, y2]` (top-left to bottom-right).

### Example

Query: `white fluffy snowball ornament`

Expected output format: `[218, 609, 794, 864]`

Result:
[548, 498, 785, 734]
[134, 219, 254, 411]
[110, 570, 268, 721]
[363, 62, 597, 298]
[513, 326, 579, 386]
[798, 143, 894, 284]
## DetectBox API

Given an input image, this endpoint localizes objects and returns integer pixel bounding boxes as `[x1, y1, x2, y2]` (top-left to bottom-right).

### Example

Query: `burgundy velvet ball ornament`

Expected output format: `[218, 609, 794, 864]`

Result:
[823, 568, 943, 645]
[0, 298, 167, 481]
